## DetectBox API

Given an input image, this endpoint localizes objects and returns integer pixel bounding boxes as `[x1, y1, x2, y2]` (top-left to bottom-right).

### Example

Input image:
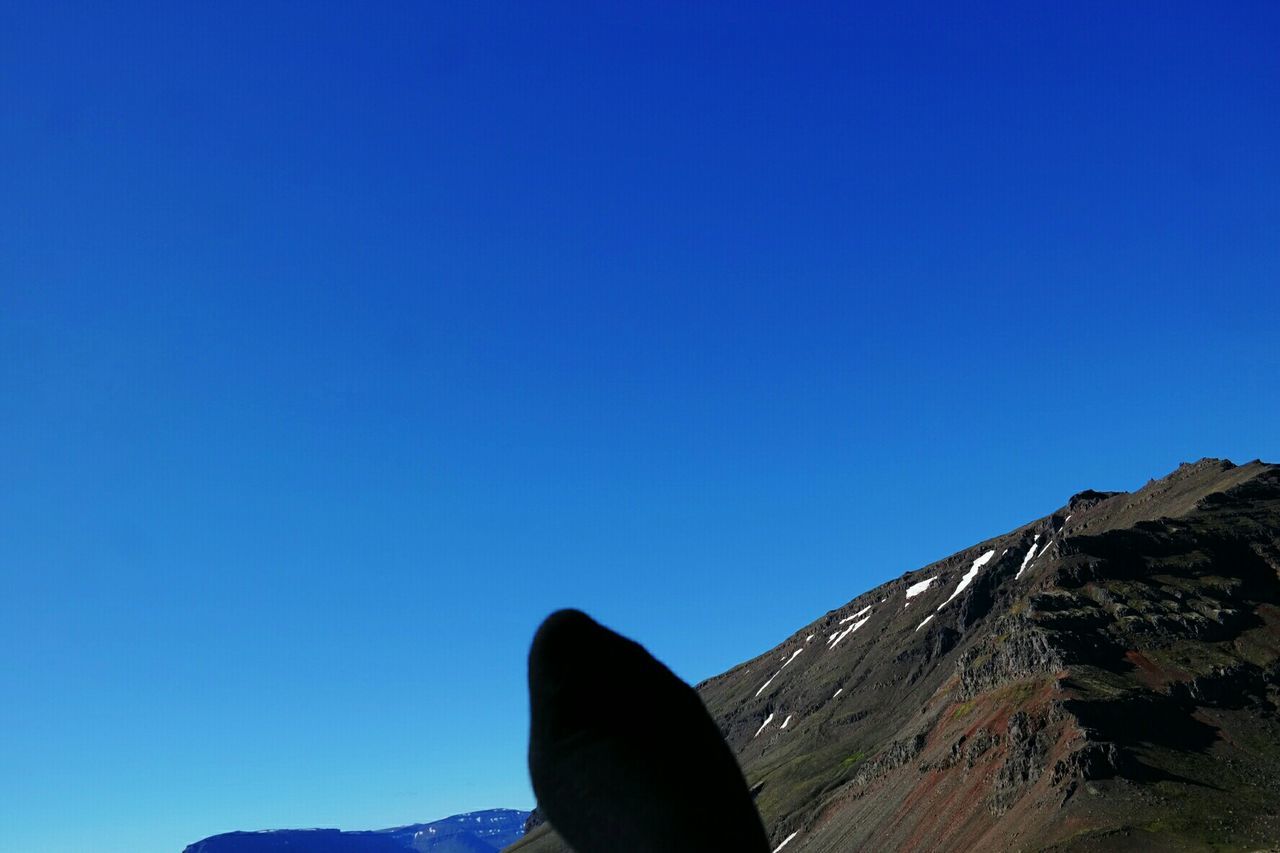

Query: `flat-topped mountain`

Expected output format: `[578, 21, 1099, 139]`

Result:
[511, 459, 1280, 852]
[184, 808, 530, 853]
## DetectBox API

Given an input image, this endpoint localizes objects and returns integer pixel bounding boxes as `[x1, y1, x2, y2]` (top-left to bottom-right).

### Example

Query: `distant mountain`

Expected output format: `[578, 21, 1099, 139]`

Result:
[511, 459, 1280, 851]
[183, 809, 529, 853]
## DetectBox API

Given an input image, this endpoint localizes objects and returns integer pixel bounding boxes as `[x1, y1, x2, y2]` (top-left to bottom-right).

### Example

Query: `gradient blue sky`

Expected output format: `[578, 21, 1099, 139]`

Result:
[3, 2, 1279, 851]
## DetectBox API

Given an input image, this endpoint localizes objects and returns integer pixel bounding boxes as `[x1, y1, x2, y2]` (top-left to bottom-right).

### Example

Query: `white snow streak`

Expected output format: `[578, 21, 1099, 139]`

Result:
[916, 614, 934, 631]
[828, 615, 871, 649]
[833, 688, 842, 698]
[805, 634, 814, 642]
[754, 671, 780, 697]
[754, 648, 803, 697]
[754, 713, 775, 738]
[773, 831, 799, 852]
[938, 549, 996, 609]
[905, 577, 938, 599]
[1016, 535, 1041, 580]
[840, 605, 872, 624]
[781, 714, 793, 729]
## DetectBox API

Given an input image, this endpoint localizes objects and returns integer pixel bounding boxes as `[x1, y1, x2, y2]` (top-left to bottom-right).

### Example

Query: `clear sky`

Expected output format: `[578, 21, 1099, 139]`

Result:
[2, 2, 1278, 851]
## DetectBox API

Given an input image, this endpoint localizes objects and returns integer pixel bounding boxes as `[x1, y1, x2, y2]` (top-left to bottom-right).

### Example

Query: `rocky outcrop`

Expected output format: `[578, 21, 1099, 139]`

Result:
[990, 710, 1054, 815]
[956, 618, 1063, 698]
[852, 733, 927, 786]
[1051, 741, 1126, 786]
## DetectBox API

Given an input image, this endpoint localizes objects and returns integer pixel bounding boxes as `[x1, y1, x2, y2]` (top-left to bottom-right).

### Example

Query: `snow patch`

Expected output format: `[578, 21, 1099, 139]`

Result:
[840, 605, 872, 624]
[754, 670, 780, 697]
[773, 831, 799, 852]
[754, 713, 775, 738]
[828, 615, 871, 649]
[916, 614, 934, 631]
[1015, 535, 1041, 580]
[832, 688, 842, 698]
[754, 649, 802, 697]
[781, 714, 793, 729]
[937, 549, 996, 609]
[905, 577, 938, 599]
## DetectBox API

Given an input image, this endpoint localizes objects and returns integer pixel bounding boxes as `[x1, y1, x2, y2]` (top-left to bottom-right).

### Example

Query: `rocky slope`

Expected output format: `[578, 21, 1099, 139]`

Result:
[509, 459, 1280, 852]
[184, 808, 530, 853]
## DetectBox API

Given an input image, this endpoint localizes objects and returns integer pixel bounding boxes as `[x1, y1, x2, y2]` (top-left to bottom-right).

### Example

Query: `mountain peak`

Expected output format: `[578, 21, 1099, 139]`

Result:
[1066, 488, 1122, 511]
[1179, 456, 1236, 471]
[513, 459, 1280, 852]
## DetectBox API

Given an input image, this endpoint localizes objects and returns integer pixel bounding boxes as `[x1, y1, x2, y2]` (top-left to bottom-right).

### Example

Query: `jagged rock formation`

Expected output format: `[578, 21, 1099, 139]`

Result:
[183, 808, 530, 853]
[508, 459, 1280, 852]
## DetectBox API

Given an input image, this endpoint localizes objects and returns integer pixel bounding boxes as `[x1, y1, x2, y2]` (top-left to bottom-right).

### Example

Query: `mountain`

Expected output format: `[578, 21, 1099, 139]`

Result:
[183, 809, 530, 853]
[509, 458, 1280, 852]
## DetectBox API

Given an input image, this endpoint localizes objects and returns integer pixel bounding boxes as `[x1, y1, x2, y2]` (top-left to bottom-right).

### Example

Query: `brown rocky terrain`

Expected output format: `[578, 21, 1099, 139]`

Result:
[509, 459, 1280, 852]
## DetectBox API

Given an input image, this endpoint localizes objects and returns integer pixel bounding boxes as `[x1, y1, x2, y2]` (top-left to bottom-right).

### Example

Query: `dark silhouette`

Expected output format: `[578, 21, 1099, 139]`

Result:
[527, 610, 770, 853]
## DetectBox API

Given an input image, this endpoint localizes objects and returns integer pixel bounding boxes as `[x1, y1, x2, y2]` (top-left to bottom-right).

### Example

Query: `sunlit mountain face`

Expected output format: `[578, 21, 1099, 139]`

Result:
[513, 459, 1280, 852]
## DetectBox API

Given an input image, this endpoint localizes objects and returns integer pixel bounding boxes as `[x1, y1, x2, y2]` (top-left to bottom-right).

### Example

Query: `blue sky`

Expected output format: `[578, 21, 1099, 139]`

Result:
[2, 2, 1278, 851]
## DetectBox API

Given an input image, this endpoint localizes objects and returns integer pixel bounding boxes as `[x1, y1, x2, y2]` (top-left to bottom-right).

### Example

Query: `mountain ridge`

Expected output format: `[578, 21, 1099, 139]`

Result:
[183, 808, 531, 853]
[511, 458, 1280, 852]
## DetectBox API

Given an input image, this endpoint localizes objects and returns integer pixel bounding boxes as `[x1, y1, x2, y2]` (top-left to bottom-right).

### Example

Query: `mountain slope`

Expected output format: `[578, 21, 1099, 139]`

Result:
[510, 459, 1280, 852]
[184, 809, 530, 853]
